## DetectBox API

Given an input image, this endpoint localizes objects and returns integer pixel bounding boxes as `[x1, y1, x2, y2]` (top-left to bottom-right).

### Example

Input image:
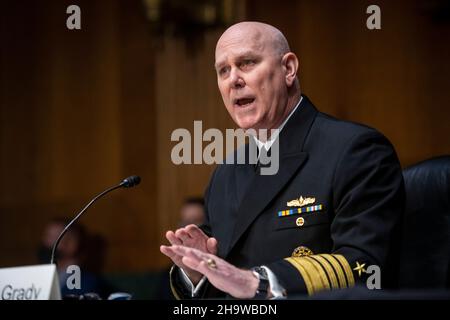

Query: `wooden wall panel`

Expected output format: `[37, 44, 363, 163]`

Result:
[0, 0, 159, 272]
[248, 0, 450, 166]
[154, 31, 236, 266]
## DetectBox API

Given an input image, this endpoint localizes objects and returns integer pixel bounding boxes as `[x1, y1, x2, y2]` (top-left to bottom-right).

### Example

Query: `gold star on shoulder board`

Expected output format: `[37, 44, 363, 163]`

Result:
[353, 261, 367, 277]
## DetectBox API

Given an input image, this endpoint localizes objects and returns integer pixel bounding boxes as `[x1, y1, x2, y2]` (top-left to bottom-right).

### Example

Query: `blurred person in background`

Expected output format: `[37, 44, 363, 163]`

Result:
[179, 197, 206, 227]
[38, 218, 113, 299]
[37, 218, 65, 264]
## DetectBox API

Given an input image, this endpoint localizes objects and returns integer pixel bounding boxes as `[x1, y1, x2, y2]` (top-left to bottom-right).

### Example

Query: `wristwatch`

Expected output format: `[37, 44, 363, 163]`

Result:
[251, 266, 270, 299]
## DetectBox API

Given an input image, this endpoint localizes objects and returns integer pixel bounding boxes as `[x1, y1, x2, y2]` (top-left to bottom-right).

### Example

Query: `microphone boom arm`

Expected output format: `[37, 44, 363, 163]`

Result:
[50, 184, 121, 265]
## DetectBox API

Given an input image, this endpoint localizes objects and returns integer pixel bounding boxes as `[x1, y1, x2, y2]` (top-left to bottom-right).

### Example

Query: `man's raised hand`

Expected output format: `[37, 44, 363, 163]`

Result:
[160, 224, 218, 284]
[170, 245, 259, 299]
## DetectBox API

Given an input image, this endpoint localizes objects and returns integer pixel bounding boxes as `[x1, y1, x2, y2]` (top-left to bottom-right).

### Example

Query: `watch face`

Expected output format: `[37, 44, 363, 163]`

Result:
[252, 267, 270, 299]
[254, 267, 269, 280]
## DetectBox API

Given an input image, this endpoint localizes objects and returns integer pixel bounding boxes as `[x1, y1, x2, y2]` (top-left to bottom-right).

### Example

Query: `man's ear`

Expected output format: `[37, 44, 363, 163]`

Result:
[282, 53, 299, 87]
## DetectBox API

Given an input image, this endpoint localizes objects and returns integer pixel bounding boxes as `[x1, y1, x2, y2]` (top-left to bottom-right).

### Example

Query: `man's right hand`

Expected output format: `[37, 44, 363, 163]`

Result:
[160, 224, 218, 285]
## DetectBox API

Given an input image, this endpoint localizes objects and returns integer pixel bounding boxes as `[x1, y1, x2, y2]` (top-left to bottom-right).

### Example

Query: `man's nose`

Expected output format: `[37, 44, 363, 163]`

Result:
[229, 68, 245, 89]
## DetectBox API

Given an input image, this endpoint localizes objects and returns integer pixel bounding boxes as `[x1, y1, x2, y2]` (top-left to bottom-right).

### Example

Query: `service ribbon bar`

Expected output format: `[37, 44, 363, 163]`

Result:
[278, 204, 323, 217]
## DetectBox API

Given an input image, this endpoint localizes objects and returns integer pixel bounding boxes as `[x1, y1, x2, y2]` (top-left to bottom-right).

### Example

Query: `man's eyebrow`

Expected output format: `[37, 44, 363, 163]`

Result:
[214, 51, 260, 69]
[236, 51, 258, 59]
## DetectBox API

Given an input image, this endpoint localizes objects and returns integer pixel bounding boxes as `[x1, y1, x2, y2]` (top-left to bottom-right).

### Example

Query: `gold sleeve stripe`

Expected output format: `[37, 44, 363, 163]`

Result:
[329, 254, 350, 287]
[298, 259, 325, 293]
[286, 253, 356, 295]
[285, 257, 315, 295]
[320, 254, 347, 288]
[333, 254, 355, 287]
[309, 255, 340, 289]
[169, 266, 181, 300]
[303, 257, 330, 290]
[286, 256, 333, 295]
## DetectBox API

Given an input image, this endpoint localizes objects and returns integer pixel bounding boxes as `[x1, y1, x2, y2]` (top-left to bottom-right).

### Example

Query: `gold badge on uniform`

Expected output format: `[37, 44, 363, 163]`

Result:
[295, 217, 305, 227]
[287, 196, 316, 207]
[292, 246, 313, 257]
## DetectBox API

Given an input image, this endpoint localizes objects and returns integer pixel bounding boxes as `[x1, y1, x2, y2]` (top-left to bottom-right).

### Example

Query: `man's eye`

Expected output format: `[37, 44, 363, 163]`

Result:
[218, 67, 229, 76]
[242, 59, 255, 66]
[239, 59, 256, 70]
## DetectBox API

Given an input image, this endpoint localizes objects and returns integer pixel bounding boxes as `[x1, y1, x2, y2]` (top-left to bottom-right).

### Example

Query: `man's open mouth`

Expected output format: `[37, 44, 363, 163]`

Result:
[234, 98, 255, 107]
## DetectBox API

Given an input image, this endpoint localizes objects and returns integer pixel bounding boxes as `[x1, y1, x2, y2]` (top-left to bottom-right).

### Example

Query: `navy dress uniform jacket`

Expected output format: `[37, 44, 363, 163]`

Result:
[170, 95, 405, 298]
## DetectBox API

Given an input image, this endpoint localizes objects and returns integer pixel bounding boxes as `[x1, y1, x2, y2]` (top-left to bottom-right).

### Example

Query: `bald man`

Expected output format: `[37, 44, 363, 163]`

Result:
[161, 22, 404, 299]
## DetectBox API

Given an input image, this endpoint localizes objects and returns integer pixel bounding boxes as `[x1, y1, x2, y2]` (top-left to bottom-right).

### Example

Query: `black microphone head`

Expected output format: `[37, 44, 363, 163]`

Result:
[121, 175, 141, 188]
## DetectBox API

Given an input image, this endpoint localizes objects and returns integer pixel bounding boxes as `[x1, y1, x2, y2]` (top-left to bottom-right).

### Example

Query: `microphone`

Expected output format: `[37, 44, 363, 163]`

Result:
[120, 175, 141, 188]
[50, 175, 141, 265]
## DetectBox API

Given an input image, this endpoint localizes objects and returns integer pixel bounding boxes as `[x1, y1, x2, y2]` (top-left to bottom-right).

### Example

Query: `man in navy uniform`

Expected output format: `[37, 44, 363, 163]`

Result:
[160, 21, 404, 299]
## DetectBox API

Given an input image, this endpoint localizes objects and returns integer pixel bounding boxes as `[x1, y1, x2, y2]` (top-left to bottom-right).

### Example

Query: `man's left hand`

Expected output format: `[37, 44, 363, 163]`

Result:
[167, 245, 259, 299]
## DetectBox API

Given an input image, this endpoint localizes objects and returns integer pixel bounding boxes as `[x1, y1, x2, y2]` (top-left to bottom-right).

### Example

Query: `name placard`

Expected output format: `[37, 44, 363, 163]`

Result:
[0, 264, 61, 300]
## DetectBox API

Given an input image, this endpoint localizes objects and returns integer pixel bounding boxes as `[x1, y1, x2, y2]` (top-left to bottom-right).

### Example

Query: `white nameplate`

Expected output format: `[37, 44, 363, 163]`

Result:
[0, 264, 61, 300]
